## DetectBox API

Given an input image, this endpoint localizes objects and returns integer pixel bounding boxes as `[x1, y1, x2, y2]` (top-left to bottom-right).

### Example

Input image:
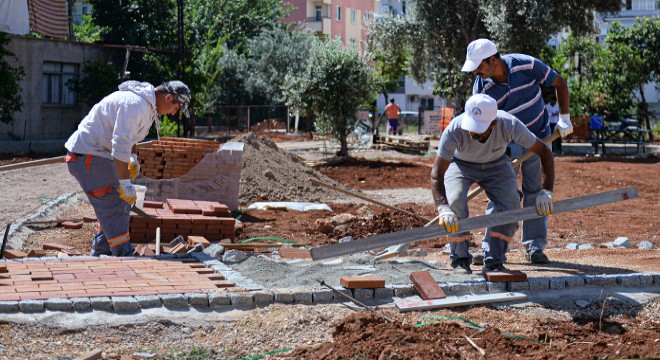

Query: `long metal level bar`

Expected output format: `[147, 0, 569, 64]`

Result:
[310, 187, 638, 260]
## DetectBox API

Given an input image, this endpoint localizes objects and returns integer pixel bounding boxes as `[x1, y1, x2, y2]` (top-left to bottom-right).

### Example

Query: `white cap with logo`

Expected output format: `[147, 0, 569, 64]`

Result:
[461, 39, 498, 72]
[461, 94, 498, 134]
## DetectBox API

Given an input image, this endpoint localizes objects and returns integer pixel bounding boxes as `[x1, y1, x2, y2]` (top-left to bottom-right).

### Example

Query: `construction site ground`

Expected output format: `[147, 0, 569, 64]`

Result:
[0, 134, 658, 359]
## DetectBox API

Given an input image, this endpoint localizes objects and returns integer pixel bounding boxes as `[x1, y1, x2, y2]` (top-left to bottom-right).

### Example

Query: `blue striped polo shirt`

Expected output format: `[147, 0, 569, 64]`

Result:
[472, 54, 558, 135]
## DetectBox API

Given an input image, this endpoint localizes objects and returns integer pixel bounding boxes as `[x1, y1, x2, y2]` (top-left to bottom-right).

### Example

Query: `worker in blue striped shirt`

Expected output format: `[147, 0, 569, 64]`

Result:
[461, 38, 571, 265]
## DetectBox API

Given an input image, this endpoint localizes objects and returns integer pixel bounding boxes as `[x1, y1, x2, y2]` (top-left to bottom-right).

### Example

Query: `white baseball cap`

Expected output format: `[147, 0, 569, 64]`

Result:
[461, 94, 498, 133]
[461, 39, 498, 72]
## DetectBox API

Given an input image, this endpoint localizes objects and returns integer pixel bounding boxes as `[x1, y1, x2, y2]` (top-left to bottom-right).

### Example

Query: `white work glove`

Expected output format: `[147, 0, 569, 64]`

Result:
[557, 114, 573, 137]
[118, 179, 137, 205]
[128, 153, 140, 179]
[437, 205, 459, 233]
[535, 190, 553, 216]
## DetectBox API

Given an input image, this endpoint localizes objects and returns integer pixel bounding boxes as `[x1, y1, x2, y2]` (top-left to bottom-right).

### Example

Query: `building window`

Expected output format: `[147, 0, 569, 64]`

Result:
[421, 97, 434, 110]
[349, 38, 357, 47]
[336, 6, 341, 20]
[350, 9, 356, 23]
[625, 0, 632, 9]
[315, 6, 322, 21]
[631, 0, 654, 9]
[42, 62, 79, 105]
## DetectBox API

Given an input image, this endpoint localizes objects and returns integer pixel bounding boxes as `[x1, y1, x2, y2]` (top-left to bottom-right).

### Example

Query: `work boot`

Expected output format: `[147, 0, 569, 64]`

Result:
[481, 262, 507, 275]
[525, 250, 549, 264]
[472, 253, 484, 265]
[451, 259, 472, 275]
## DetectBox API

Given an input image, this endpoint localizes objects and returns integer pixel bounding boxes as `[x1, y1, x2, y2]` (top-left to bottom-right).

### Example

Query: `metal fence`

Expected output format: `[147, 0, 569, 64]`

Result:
[194, 105, 320, 136]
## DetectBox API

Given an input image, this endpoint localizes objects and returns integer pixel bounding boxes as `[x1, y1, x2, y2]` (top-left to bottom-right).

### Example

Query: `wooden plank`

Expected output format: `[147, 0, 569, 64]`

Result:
[396, 292, 527, 312]
[310, 187, 638, 260]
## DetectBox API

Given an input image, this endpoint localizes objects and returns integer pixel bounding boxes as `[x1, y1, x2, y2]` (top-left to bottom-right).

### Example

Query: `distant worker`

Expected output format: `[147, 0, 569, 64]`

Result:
[462, 38, 570, 264]
[545, 96, 562, 155]
[64, 80, 191, 256]
[431, 94, 555, 275]
[384, 98, 401, 135]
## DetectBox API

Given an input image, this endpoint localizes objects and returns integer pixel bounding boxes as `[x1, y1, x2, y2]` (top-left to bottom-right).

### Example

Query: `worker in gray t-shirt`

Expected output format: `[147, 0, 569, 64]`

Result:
[430, 94, 555, 275]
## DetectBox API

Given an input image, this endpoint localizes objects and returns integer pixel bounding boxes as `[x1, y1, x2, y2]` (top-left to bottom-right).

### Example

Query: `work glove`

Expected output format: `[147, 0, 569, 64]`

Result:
[118, 179, 137, 205]
[128, 153, 140, 179]
[557, 114, 573, 137]
[535, 190, 553, 216]
[437, 205, 459, 233]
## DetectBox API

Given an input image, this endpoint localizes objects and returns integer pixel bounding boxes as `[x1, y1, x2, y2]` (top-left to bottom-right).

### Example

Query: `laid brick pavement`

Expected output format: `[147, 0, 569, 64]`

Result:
[0, 257, 234, 301]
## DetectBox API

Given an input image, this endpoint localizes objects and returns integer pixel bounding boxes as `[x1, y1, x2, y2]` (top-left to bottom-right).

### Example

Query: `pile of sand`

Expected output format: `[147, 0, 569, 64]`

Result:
[233, 133, 343, 203]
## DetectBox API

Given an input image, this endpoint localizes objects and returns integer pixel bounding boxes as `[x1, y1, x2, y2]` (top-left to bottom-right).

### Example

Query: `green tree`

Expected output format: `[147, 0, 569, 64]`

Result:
[185, 0, 294, 115]
[73, 14, 103, 43]
[88, 0, 178, 84]
[366, 14, 410, 105]
[244, 28, 317, 105]
[402, 0, 622, 109]
[0, 33, 25, 125]
[75, 60, 122, 105]
[284, 39, 377, 156]
[549, 35, 639, 121]
[606, 18, 660, 138]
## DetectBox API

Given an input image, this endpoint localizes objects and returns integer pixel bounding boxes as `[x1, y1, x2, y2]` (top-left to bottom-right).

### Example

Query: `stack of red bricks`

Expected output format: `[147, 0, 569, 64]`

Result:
[137, 137, 219, 179]
[129, 199, 239, 243]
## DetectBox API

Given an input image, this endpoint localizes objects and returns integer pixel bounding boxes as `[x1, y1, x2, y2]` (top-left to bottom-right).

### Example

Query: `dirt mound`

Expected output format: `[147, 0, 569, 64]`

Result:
[293, 311, 659, 359]
[233, 133, 343, 203]
[250, 119, 287, 133]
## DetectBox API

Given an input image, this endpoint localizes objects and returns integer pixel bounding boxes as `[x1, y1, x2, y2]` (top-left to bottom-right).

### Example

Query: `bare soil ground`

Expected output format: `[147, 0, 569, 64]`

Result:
[1, 138, 659, 359]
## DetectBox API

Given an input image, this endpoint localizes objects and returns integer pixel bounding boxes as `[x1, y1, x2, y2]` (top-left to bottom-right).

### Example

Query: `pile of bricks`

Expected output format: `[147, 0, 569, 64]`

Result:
[129, 199, 239, 243]
[137, 137, 219, 179]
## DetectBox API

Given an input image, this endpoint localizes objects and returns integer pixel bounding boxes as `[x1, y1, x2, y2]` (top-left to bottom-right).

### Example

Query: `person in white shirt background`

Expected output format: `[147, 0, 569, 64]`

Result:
[545, 96, 562, 155]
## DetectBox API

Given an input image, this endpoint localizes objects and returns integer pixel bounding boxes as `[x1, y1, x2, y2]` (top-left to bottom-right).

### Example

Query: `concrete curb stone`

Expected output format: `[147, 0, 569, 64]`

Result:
[135, 295, 162, 308]
[375, 287, 395, 299]
[19, 300, 44, 313]
[230, 292, 254, 306]
[209, 292, 231, 307]
[273, 291, 295, 304]
[312, 289, 334, 303]
[352, 288, 374, 301]
[90, 297, 113, 311]
[112, 296, 140, 312]
[45, 298, 73, 311]
[0, 301, 19, 312]
[616, 274, 641, 287]
[253, 291, 274, 304]
[487, 281, 507, 293]
[160, 294, 188, 308]
[187, 293, 210, 307]
[71, 297, 91, 311]
[293, 290, 313, 304]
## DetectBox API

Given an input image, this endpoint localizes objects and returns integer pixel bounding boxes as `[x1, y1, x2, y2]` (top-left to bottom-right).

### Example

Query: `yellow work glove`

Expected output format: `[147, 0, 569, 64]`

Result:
[118, 179, 137, 205]
[128, 153, 140, 179]
[437, 205, 459, 233]
[535, 190, 553, 216]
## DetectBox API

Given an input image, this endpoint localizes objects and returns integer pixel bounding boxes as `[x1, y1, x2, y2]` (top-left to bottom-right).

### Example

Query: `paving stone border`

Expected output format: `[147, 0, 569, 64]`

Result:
[0, 272, 657, 314]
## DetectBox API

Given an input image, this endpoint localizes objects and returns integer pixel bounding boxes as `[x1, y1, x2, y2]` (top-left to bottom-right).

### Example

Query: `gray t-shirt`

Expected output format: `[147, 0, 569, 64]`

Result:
[438, 110, 537, 163]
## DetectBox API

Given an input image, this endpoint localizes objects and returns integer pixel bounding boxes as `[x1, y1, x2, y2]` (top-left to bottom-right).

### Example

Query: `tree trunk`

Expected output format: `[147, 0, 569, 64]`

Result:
[638, 84, 654, 141]
[338, 133, 349, 157]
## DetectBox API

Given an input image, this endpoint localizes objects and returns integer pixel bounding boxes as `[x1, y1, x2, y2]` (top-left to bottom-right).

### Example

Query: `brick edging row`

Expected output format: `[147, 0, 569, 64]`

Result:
[0, 253, 658, 314]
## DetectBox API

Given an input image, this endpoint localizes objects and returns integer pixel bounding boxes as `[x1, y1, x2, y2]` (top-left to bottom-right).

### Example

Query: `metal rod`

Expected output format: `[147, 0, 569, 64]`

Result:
[318, 280, 394, 323]
[1, 223, 11, 259]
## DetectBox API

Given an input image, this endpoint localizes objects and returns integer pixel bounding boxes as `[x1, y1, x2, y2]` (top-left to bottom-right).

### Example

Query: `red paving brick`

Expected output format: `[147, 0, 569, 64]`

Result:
[409, 271, 446, 300]
[0, 258, 235, 301]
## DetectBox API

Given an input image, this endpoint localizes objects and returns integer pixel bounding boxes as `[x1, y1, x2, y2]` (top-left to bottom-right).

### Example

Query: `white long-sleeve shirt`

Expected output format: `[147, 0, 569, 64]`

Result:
[65, 81, 157, 163]
[545, 101, 559, 125]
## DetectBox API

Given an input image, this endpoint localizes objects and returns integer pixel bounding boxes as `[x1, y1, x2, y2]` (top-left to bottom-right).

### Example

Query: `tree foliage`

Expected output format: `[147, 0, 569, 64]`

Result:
[0, 33, 25, 125]
[366, 15, 410, 102]
[284, 39, 377, 156]
[185, 0, 293, 114]
[606, 18, 660, 135]
[73, 14, 103, 43]
[89, 0, 179, 82]
[400, 0, 622, 109]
